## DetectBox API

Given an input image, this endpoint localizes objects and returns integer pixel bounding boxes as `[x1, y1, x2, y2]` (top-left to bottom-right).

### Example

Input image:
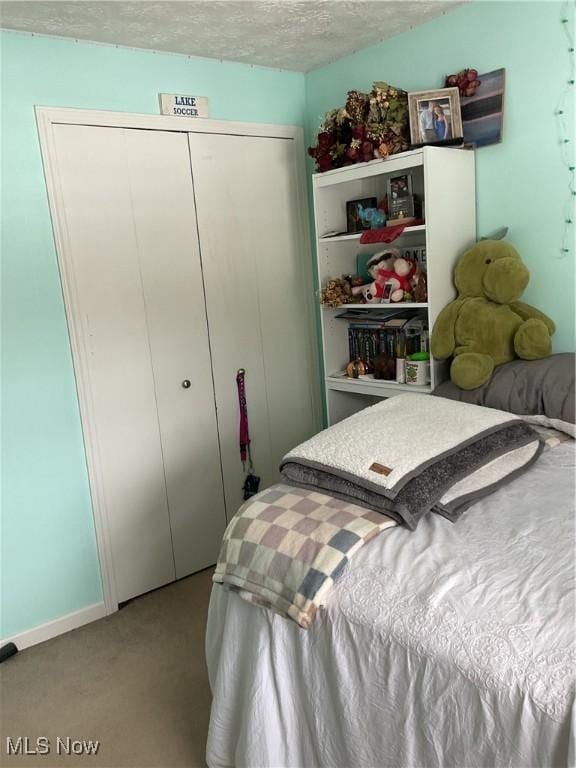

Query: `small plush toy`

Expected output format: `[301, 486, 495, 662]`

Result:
[413, 270, 427, 303]
[361, 283, 381, 303]
[358, 204, 386, 230]
[431, 240, 555, 390]
[351, 249, 398, 303]
[376, 257, 417, 302]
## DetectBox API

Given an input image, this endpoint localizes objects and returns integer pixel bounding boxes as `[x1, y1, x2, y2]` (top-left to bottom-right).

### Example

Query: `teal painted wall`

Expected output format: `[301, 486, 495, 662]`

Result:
[2, 1, 574, 640]
[0, 30, 305, 638]
[305, 1, 575, 352]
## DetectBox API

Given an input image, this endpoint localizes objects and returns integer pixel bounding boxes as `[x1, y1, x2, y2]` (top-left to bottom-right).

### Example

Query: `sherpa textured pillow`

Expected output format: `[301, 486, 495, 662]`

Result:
[433, 353, 575, 437]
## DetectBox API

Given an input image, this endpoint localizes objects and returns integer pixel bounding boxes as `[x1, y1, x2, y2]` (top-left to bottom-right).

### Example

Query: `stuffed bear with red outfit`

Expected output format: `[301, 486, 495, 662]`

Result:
[351, 249, 399, 303]
[375, 257, 417, 302]
[351, 252, 417, 303]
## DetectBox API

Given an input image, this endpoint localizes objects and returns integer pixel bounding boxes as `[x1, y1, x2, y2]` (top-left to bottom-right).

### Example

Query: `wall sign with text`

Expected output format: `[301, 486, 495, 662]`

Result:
[159, 93, 209, 118]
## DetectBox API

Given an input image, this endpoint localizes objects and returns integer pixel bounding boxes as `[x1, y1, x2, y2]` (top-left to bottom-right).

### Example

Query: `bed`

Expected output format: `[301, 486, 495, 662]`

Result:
[205, 358, 575, 768]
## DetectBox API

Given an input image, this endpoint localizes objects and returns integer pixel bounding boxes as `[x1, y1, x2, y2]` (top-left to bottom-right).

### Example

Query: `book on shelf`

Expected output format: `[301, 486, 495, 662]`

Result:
[382, 317, 410, 329]
[320, 230, 348, 239]
[335, 307, 423, 324]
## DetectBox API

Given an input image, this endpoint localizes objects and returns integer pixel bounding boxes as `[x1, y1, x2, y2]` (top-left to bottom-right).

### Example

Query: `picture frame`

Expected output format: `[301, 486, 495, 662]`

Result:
[346, 197, 377, 233]
[381, 281, 394, 304]
[407, 88, 463, 147]
[387, 173, 414, 220]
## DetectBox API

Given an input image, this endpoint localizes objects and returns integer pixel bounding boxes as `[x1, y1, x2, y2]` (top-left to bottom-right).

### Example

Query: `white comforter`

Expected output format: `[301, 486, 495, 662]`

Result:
[206, 441, 575, 768]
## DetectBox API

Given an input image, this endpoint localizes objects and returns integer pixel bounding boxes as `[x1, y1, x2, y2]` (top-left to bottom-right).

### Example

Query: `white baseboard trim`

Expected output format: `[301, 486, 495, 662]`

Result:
[2, 602, 107, 652]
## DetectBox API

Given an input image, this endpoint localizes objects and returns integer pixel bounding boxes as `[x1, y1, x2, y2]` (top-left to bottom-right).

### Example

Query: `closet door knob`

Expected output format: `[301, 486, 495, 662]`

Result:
[182, 380, 191, 389]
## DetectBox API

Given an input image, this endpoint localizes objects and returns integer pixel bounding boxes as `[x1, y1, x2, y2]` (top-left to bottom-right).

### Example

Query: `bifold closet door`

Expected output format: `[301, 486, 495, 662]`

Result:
[188, 133, 319, 516]
[50, 125, 226, 602]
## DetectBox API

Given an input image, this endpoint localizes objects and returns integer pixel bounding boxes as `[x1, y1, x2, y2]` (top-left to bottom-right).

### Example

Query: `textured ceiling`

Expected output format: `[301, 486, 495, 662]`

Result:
[0, 1, 464, 72]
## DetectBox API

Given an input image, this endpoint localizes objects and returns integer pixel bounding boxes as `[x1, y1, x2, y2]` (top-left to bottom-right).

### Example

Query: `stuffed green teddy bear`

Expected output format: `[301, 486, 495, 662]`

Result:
[431, 240, 555, 390]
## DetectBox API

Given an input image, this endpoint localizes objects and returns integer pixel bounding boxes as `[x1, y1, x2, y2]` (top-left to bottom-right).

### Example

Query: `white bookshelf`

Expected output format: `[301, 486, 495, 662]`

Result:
[312, 146, 476, 425]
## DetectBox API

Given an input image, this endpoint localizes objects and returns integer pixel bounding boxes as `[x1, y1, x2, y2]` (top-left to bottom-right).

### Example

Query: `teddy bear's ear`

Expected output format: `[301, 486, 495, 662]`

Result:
[480, 226, 508, 241]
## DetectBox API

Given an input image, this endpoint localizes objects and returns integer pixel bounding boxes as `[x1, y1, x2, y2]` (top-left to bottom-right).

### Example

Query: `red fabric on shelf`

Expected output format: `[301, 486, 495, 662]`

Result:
[359, 224, 408, 244]
[359, 219, 423, 244]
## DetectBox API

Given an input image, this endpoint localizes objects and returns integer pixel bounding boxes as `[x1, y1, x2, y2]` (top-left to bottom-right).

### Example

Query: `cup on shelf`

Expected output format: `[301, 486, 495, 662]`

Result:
[405, 352, 430, 386]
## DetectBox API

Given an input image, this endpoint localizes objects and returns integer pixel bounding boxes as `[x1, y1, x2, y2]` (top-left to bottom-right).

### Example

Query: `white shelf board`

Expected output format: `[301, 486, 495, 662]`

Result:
[312, 149, 424, 189]
[322, 302, 428, 311]
[326, 373, 431, 397]
[318, 224, 426, 243]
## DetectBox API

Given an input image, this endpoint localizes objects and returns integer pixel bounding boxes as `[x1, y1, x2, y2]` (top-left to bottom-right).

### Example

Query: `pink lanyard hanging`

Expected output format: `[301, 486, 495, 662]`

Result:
[236, 369, 260, 499]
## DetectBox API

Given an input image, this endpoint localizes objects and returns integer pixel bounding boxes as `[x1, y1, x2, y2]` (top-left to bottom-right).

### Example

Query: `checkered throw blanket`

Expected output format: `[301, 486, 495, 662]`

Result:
[213, 483, 397, 628]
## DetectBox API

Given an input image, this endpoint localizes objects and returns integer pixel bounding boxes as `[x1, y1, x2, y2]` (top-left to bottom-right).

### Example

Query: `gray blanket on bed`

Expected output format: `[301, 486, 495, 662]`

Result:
[281, 395, 543, 529]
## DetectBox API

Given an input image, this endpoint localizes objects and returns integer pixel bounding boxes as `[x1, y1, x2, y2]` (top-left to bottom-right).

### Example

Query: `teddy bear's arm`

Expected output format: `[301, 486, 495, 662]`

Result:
[431, 299, 465, 360]
[509, 301, 556, 335]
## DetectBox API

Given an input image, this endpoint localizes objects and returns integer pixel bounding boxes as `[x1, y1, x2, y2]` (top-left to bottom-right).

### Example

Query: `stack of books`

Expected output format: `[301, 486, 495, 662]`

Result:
[336, 310, 429, 373]
[347, 326, 427, 368]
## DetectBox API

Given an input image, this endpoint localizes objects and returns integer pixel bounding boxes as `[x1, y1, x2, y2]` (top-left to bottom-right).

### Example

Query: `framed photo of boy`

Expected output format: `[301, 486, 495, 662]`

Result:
[408, 88, 463, 147]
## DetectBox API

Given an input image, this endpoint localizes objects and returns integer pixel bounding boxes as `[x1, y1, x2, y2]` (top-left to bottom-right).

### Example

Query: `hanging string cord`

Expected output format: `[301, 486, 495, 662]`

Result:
[556, 2, 575, 257]
[236, 369, 254, 473]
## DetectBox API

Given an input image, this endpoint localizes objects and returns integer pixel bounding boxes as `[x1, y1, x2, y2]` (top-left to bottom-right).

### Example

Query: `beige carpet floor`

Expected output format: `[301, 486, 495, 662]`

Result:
[0, 568, 214, 767]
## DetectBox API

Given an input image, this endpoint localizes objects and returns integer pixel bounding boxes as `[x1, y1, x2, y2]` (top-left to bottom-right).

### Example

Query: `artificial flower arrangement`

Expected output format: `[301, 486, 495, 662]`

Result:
[444, 68, 481, 97]
[308, 82, 410, 173]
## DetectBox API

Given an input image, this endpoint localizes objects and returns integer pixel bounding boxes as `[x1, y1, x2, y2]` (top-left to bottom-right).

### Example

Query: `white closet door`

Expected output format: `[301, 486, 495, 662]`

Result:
[188, 133, 319, 516]
[51, 125, 226, 601]
[122, 130, 226, 580]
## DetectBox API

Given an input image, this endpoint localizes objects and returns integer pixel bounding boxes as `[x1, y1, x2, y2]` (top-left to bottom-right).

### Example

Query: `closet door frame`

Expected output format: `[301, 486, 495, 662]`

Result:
[36, 106, 320, 616]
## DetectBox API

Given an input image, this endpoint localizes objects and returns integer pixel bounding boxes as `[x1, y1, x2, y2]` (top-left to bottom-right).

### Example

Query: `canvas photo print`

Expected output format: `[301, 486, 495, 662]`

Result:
[460, 68, 505, 148]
